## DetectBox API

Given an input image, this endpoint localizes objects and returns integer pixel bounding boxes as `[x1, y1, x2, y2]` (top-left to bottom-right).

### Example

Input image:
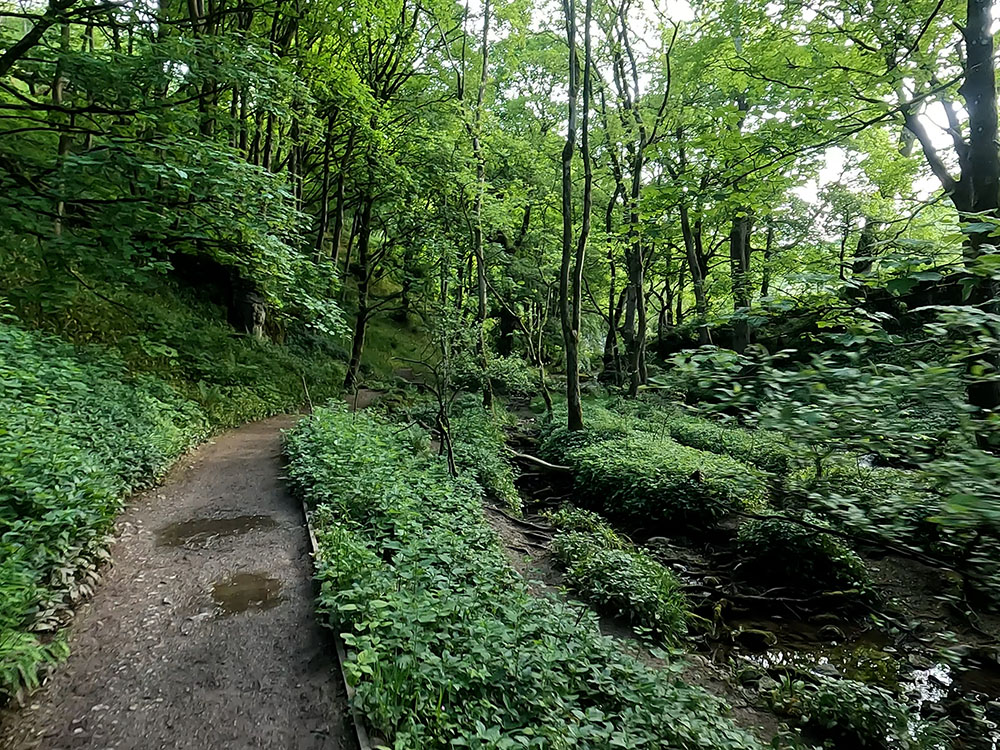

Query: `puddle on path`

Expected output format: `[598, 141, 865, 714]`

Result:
[157, 514, 278, 547]
[211, 573, 283, 615]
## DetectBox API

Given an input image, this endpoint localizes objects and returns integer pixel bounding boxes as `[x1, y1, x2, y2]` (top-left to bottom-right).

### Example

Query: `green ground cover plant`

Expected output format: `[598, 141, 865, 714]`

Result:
[771, 675, 945, 749]
[285, 404, 765, 749]
[550, 529, 688, 643]
[736, 516, 871, 593]
[541, 506, 628, 549]
[0, 299, 345, 700]
[564, 432, 767, 527]
[539, 402, 769, 528]
[447, 398, 522, 514]
[0, 320, 208, 699]
[663, 414, 798, 476]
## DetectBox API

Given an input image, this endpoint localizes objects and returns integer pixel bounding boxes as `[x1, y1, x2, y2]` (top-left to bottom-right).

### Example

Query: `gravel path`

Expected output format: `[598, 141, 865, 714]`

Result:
[1, 416, 353, 750]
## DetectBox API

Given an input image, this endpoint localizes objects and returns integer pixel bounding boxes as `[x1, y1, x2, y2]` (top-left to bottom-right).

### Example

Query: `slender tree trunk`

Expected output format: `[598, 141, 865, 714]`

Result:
[314, 114, 334, 261]
[600, 185, 622, 384]
[559, 0, 591, 431]
[676, 256, 685, 324]
[730, 210, 753, 353]
[470, 0, 493, 407]
[344, 195, 374, 391]
[52, 18, 71, 237]
[331, 125, 356, 269]
[760, 220, 774, 298]
[680, 203, 711, 345]
[624, 150, 646, 395]
[261, 112, 275, 171]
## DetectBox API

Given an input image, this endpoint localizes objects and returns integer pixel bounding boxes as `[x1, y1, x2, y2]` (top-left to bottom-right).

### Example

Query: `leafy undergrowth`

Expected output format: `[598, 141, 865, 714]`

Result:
[736, 516, 871, 593]
[546, 508, 688, 644]
[0, 298, 345, 701]
[771, 675, 946, 749]
[540, 404, 769, 528]
[540, 400, 797, 478]
[285, 405, 766, 749]
[447, 397, 522, 514]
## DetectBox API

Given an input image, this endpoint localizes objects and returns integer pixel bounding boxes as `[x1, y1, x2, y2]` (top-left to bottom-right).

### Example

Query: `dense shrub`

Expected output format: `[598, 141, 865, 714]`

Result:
[542, 506, 627, 549]
[789, 462, 942, 541]
[665, 414, 797, 476]
[736, 517, 870, 592]
[538, 404, 637, 464]
[285, 405, 764, 749]
[568, 433, 767, 527]
[485, 355, 537, 397]
[551, 530, 688, 643]
[772, 676, 945, 749]
[542, 400, 795, 479]
[448, 399, 522, 514]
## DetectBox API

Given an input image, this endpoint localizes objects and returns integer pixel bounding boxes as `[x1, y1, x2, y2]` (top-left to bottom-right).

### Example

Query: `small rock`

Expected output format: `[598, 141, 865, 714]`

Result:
[818, 625, 845, 643]
[907, 653, 933, 669]
[91, 704, 109, 712]
[162, 597, 172, 606]
[735, 628, 778, 651]
[814, 663, 841, 678]
[758, 676, 779, 692]
[737, 666, 764, 686]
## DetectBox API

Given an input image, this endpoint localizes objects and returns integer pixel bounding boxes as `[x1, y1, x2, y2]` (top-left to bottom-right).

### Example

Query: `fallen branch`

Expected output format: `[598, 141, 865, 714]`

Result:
[508, 451, 572, 473]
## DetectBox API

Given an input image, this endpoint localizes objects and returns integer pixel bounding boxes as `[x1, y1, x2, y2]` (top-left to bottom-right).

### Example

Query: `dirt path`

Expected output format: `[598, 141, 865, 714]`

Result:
[1, 416, 354, 750]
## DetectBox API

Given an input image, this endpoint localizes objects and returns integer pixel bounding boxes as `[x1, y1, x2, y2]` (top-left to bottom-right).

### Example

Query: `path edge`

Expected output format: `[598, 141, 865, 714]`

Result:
[299, 497, 379, 750]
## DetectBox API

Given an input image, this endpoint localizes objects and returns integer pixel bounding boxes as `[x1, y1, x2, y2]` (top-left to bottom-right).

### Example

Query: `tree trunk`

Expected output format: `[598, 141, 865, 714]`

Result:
[680, 203, 711, 345]
[331, 125, 356, 270]
[729, 210, 753, 353]
[314, 114, 334, 261]
[852, 218, 877, 276]
[902, 0, 1000, 432]
[760, 221, 773, 298]
[344, 195, 374, 391]
[676, 257, 685, 324]
[559, 0, 591, 432]
[471, 0, 493, 408]
[961, 0, 1000, 433]
[600, 185, 622, 384]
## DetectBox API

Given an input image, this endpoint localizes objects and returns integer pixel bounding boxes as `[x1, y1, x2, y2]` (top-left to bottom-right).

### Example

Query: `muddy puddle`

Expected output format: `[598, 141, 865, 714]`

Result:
[157, 514, 278, 547]
[211, 572, 283, 615]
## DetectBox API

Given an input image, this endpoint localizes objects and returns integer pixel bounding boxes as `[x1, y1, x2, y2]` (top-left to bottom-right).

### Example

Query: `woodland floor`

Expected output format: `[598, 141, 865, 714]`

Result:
[0, 416, 354, 750]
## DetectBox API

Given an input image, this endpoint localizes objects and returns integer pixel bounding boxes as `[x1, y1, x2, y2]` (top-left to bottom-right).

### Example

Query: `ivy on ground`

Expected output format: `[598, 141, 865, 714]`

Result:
[285, 405, 765, 749]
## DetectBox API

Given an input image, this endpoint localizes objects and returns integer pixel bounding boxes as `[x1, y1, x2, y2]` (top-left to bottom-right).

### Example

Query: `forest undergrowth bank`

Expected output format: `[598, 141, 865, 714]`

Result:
[289, 380, 1000, 749]
[284, 402, 767, 749]
[0, 283, 349, 701]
